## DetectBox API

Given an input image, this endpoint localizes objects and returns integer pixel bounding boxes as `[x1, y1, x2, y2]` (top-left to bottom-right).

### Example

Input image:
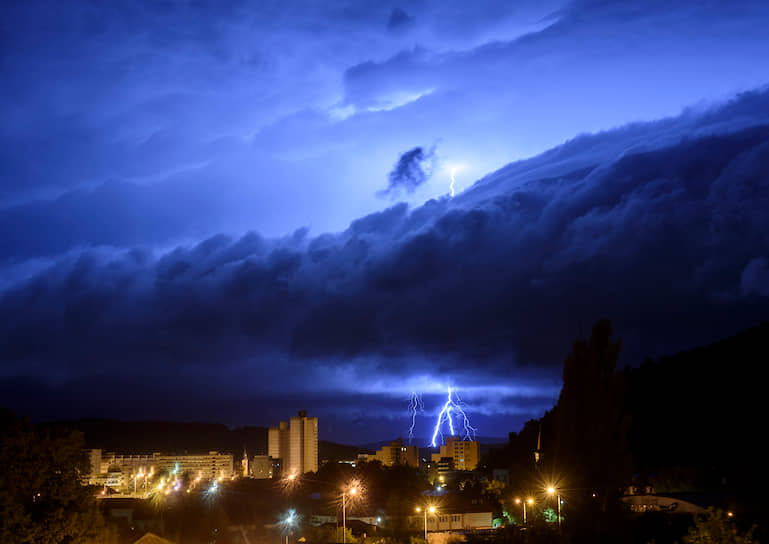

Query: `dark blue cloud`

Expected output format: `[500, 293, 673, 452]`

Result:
[4, 0, 768, 257]
[3, 0, 769, 442]
[387, 8, 414, 31]
[380, 146, 437, 197]
[741, 258, 769, 297]
[1, 90, 768, 440]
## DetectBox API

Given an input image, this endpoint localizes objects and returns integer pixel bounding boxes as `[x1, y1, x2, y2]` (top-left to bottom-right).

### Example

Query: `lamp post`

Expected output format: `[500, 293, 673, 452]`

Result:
[514, 497, 534, 525]
[416, 506, 436, 540]
[283, 509, 296, 544]
[342, 484, 358, 544]
[284, 476, 363, 544]
[546, 486, 561, 530]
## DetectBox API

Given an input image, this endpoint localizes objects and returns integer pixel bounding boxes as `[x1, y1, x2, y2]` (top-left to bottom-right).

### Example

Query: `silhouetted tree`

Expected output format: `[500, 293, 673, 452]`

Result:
[552, 319, 632, 510]
[0, 409, 115, 544]
[683, 509, 758, 544]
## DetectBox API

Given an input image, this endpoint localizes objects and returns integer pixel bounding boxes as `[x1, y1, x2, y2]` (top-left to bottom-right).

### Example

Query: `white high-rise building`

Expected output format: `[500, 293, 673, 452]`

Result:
[290, 410, 318, 474]
[269, 410, 318, 475]
[268, 421, 289, 462]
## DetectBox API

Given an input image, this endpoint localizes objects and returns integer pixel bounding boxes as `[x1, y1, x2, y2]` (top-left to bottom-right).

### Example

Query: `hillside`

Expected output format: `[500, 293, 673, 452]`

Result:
[46, 419, 268, 457]
[626, 320, 767, 486]
[485, 320, 768, 519]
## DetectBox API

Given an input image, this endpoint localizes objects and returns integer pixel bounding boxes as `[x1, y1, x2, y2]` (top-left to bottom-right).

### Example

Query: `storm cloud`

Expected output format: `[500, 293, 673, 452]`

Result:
[2, 0, 769, 442]
[380, 146, 437, 197]
[3, 0, 769, 258]
[2, 89, 768, 440]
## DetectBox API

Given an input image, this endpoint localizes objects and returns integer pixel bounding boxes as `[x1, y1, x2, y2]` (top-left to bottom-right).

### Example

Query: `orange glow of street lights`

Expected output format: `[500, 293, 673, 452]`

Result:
[546, 485, 562, 530]
[282, 471, 301, 492]
[416, 505, 437, 539]
[342, 481, 362, 544]
[514, 497, 534, 524]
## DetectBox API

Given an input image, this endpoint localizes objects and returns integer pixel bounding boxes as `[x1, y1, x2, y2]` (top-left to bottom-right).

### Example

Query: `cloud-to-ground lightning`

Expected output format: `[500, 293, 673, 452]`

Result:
[430, 387, 476, 447]
[407, 392, 424, 444]
[452, 389, 476, 441]
[449, 167, 457, 197]
[431, 387, 456, 447]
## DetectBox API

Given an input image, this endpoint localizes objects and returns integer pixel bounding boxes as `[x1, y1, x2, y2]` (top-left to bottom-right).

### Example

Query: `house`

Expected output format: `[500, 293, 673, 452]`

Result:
[622, 494, 707, 514]
[410, 495, 493, 532]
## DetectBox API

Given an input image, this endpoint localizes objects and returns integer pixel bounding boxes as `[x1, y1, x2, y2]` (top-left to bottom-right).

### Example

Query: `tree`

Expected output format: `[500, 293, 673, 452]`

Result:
[0, 410, 114, 544]
[552, 319, 633, 511]
[683, 509, 758, 544]
[482, 479, 506, 501]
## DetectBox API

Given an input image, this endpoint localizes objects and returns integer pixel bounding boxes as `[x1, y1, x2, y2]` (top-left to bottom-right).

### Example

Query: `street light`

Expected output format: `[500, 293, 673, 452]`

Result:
[416, 505, 436, 540]
[281, 471, 302, 494]
[283, 509, 297, 544]
[546, 486, 561, 530]
[342, 483, 358, 544]
[514, 497, 534, 525]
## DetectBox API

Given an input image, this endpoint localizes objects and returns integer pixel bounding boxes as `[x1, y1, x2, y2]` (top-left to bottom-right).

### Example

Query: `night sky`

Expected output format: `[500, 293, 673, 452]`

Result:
[2, 0, 769, 445]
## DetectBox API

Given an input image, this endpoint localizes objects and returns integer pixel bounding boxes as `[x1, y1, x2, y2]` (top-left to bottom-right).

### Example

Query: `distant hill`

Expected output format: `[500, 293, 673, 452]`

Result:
[484, 320, 768, 519]
[319, 440, 372, 461]
[626, 320, 767, 474]
[45, 419, 267, 456]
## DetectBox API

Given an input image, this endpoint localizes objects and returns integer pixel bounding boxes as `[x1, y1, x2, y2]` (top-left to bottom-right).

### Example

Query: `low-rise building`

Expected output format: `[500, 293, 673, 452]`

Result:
[251, 455, 273, 479]
[152, 451, 233, 481]
[430, 437, 480, 471]
[373, 438, 419, 468]
[622, 494, 707, 514]
[410, 493, 494, 532]
[410, 509, 493, 532]
[86, 450, 234, 493]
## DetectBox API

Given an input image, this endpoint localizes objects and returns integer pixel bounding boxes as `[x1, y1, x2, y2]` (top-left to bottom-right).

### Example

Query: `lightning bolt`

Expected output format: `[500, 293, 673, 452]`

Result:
[430, 387, 476, 447]
[452, 389, 477, 441]
[407, 392, 425, 444]
[449, 167, 457, 197]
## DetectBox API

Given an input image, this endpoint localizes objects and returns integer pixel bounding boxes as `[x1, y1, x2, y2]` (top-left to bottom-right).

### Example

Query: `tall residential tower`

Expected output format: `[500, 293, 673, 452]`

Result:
[268, 410, 318, 475]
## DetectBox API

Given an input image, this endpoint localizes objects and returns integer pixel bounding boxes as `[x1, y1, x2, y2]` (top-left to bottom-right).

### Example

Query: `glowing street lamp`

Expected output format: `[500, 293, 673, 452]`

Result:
[416, 505, 436, 540]
[133, 471, 143, 495]
[546, 486, 561, 530]
[282, 471, 301, 494]
[514, 497, 534, 525]
[342, 483, 358, 544]
[283, 509, 297, 544]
